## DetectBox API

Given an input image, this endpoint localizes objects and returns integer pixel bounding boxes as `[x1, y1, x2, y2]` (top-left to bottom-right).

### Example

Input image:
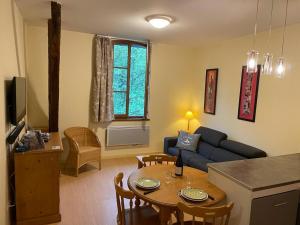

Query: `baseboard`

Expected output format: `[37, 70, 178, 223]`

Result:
[101, 151, 163, 159]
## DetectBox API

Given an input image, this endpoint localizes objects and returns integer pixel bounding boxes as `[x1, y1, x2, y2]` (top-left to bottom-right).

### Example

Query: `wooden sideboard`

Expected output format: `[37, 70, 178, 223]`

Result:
[14, 132, 63, 225]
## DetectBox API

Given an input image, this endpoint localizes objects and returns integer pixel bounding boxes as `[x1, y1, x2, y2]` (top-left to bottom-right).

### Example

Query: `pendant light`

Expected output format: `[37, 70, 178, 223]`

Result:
[262, 0, 274, 75]
[275, 0, 289, 78]
[246, 0, 260, 73]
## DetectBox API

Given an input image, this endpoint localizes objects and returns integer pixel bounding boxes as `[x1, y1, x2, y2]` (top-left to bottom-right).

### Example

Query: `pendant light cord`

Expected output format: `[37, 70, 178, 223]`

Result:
[267, 0, 274, 50]
[281, 0, 289, 56]
[252, 0, 260, 49]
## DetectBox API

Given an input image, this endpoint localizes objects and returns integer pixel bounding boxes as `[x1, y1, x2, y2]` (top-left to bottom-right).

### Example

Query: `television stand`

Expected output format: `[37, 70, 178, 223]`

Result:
[14, 132, 63, 225]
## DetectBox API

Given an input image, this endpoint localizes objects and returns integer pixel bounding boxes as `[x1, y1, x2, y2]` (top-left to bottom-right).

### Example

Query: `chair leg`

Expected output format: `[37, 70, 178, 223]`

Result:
[75, 156, 79, 177]
[98, 160, 101, 170]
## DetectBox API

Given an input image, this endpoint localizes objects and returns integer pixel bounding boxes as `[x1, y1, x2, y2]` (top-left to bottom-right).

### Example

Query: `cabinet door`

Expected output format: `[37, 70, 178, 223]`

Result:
[15, 152, 60, 221]
[250, 190, 299, 225]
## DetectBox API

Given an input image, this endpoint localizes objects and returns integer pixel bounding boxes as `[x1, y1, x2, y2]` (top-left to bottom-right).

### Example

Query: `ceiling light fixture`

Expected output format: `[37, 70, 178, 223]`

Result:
[146, 15, 174, 29]
[275, 0, 289, 78]
[262, 0, 274, 75]
[246, 0, 260, 73]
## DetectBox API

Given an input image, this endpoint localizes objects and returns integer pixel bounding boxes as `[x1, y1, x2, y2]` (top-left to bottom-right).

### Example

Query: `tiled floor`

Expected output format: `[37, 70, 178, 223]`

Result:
[51, 157, 137, 225]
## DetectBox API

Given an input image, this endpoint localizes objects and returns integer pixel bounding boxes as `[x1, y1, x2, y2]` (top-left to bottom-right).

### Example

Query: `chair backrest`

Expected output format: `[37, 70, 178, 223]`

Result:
[114, 172, 135, 225]
[142, 154, 177, 167]
[177, 202, 234, 225]
[64, 127, 100, 147]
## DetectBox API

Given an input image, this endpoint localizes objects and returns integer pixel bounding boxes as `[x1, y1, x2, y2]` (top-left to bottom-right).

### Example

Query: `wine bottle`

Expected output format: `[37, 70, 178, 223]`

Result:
[175, 149, 183, 176]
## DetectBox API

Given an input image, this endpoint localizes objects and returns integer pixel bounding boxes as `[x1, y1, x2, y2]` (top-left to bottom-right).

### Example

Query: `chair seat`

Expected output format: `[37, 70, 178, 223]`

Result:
[79, 146, 100, 153]
[123, 205, 160, 225]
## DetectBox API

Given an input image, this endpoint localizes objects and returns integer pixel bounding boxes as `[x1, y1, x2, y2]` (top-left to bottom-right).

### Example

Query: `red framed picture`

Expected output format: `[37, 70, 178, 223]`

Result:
[238, 65, 261, 122]
[204, 68, 218, 115]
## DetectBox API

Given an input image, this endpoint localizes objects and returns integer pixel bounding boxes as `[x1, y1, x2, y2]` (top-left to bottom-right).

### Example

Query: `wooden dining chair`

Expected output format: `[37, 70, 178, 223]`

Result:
[114, 172, 161, 225]
[173, 202, 234, 225]
[142, 154, 177, 167]
[64, 127, 101, 177]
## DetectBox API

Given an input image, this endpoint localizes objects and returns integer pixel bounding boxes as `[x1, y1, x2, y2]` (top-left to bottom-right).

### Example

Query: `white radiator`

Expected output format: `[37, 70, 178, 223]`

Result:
[106, 126, 150, 147]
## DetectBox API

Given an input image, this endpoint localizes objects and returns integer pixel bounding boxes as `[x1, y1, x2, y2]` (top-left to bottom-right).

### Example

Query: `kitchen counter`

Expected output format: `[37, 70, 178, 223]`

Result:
[207, 153, 300, 225]
[208, 153, 300, 191]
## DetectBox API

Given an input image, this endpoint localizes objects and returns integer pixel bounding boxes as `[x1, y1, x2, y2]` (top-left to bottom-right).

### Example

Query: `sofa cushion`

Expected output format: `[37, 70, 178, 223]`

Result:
[164, 137, 178, 154]
[194, 126, 227, 147]
[220, 140, 267, 158]
[176, 130, 201, 152]
[197, 142, 217, 159]
[210, 148, 246, 162]
[167, 147, 198, 165]
[186, 155, 214, 172]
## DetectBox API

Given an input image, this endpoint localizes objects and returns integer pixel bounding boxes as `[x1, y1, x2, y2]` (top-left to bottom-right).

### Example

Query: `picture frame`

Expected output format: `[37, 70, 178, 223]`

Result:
[204, 68, 218, 115]
[238, 65, 261, 122]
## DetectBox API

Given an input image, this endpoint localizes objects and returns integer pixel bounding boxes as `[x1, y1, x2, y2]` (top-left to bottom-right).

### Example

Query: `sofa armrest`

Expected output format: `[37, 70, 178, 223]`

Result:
[164, 137, 178, 154]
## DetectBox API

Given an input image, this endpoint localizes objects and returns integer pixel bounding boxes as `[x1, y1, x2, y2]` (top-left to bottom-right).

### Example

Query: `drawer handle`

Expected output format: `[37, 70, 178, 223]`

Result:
[274, 202, 288, 207]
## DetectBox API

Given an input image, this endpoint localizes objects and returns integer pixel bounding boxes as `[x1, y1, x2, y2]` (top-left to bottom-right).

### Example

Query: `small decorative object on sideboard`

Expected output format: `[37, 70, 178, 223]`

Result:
[21, 130, 44, 150]
[19, 130, 51, 151]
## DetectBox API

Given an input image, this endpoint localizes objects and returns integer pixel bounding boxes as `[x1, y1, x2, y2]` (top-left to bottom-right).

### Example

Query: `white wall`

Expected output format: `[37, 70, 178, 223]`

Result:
[196, 23, 300, 156]
[0, 0, 25, 224]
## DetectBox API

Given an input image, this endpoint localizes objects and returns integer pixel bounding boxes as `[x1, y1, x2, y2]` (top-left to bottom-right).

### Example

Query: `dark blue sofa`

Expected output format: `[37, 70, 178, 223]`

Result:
[164, 126, 267, 172]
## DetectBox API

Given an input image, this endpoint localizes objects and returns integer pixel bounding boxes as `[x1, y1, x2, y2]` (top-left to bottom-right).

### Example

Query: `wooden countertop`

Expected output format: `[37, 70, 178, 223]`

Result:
[208, 153, 300, 191]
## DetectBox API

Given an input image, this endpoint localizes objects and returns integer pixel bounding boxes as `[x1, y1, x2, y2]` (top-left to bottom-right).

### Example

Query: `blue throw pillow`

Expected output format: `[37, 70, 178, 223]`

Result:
[176, 130, 201, 152]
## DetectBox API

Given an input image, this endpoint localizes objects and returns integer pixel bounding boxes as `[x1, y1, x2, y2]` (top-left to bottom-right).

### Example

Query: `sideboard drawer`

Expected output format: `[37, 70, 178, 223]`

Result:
[250, 190, 299, 225]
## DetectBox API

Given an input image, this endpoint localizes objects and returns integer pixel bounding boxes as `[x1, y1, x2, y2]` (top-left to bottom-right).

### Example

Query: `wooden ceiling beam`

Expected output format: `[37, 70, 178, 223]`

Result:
[48, 1, 61, 132]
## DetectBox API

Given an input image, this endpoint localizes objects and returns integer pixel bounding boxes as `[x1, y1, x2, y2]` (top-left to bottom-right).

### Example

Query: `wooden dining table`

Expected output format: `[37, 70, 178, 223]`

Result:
[127, 164, 226, 225]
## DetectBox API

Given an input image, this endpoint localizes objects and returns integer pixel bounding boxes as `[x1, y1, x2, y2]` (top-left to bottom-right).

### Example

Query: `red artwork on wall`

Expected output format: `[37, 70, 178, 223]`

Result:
[204, 69, 218, 115]
[238, 65, 261, 122]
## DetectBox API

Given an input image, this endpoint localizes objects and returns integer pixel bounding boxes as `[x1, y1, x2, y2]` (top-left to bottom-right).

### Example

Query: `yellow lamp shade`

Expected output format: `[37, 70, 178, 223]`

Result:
[185, 111, 194, 120]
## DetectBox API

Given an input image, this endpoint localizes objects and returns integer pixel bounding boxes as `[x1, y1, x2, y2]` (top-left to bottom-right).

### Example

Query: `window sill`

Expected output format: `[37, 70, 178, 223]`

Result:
[113, 118, 150, 122]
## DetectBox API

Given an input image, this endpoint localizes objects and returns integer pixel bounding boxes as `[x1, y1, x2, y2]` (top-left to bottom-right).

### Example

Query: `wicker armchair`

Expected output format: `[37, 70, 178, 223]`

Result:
[64, 127, 101, 177]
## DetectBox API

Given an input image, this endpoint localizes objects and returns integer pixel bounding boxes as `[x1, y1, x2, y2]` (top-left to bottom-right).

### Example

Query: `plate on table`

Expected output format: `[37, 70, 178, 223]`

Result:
[135, 177, 160, 190]
[180, 188, 208, 202]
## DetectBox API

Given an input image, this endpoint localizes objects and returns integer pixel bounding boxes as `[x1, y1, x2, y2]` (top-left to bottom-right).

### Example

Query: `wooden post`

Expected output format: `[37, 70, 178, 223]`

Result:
[48, 1, 61, 132]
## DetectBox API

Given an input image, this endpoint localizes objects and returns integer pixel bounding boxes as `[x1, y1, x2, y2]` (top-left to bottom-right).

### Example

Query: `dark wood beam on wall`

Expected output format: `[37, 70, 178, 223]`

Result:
[48, 1, 61, 132]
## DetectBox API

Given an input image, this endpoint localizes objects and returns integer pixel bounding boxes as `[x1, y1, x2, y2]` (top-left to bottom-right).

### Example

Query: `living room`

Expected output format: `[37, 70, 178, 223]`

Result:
[1, 0, 300, 225]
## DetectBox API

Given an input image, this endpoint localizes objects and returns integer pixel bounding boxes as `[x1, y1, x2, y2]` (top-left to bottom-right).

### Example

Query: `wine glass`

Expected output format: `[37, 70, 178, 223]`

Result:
[185, 175, 191, 189]
[165, 170, 172, 185]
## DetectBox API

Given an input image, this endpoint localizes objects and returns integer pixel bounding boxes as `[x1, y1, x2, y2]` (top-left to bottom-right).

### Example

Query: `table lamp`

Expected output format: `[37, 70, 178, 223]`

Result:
[185, 110, 194, 131]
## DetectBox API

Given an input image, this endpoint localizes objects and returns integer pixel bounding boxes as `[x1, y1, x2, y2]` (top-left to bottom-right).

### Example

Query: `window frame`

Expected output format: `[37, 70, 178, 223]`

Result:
[112, 40, 150, 121]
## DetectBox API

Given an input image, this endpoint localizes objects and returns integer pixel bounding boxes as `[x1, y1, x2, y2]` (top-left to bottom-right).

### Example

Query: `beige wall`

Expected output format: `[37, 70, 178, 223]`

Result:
[196, 23, 300, 156]
[0, 0, 25, 224]
[25, 25, 200, 158]
[26, 22, 300, 159]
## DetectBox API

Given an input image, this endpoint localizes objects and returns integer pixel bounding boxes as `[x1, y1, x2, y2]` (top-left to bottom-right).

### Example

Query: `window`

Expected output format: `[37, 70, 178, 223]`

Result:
[112, 40, 149, 120]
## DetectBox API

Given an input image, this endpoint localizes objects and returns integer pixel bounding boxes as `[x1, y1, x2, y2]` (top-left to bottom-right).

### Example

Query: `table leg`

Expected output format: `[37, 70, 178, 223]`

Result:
[159, 207, 172, 225]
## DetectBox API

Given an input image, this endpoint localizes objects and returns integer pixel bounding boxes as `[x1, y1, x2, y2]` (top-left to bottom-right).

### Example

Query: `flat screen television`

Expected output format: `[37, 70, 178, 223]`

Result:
[10, 77, 26, 126]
